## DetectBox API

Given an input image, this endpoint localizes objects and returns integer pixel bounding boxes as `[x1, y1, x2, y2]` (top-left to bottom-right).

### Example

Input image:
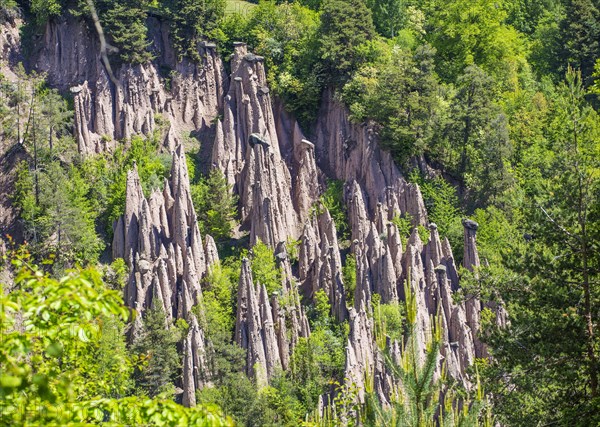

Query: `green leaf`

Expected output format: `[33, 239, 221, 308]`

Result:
[46, 341, 63, 358]
[78, 327, 90, 343]
[0, 375, 22, 388]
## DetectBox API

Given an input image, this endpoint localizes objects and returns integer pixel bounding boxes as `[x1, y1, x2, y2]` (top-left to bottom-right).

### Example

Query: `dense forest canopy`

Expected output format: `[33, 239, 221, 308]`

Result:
[0, 0, 599, 425]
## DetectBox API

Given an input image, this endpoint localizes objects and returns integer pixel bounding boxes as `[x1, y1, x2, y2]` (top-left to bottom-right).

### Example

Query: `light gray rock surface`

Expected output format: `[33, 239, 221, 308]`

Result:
[4, 14, 505, 408]
[113, 145, 212, 406]
[35, 16, 225, 156]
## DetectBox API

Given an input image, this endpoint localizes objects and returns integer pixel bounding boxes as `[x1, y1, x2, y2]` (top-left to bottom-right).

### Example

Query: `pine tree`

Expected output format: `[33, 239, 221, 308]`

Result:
[133, 305, 182, 397]
[97, 0, 153, 64]
[191, 169, 238, 242]
[560, 0, 600, 84]
[318, 0, 376, 86]
[165, 0, 226, 60]
[445, 65, 511, 210]
[367, 0, 404, 38]
[481, 68, 600, 425]
[364, 280, 486, 426]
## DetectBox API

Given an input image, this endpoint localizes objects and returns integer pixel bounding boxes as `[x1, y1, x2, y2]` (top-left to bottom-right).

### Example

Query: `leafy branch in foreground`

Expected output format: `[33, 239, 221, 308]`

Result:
[0, 249, 232, 426]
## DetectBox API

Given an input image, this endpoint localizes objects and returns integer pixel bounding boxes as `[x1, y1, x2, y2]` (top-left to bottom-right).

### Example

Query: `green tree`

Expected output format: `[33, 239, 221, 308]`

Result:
[365, 282, 486, 426]
[133, 305, 182, 397]
[504, 0, 562, 35]
[423, 0, 526, 82]
[481, 68, 600, 425]
[166, 0, 226, 60]
[444, 65, 511, 210]
[318, 0, 376, 86]
[14, 160, 103, 267]
[250, 239, 282, 294]
[98, 0, 153, 64]
[191, 168, 238, 242]
[40, 163, 103, 263]
[318, 179, 349, 239]
[29, 0, 62, 24]
[367, 0, 405, 38]
[559, 0, 600, 84]
[244, 1, 322, 126]
[0, 255, 232, 425]
[343, 42, 440, 163]
[342, 254, 357, 305]
[288, 291, 346, 417]
[0, 0, 16, 15]
[37, 87, 73, 152]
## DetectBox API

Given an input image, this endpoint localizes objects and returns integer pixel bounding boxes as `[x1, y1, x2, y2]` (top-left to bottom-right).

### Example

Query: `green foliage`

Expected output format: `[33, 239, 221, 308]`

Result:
[190, 168, 238, 242]
[342, 42, 440, 164]
[318, 179, 349, 240]
[479, 68, 600, 425]
[29, 0, 62, 24]
[471, 205, 522, 267]
[289, 326, 347, 415]
[559, 0, 600, 84]
[410, 173, 464, 257]
[367, 0, 405, 38]
[202, 261, 236, 342]
[318, 0, 376, 86]
[48, 397, 233, 426]
[92, 314, 135, 398]
[373, 300, 405, 343]
[390, 213, 429, 248]
[416, 224, 429, 244]
[25, 0, 224, 64]
[0, 255, 201, 425]
[98, 0, 154, 64]
[441, 65, 512, 209]
[198, 371, 256, 424]
[250, 238, 282, 294]
[313, 289, 330, 326]
[342, 254, 357, 306]
[422, 0, 527, 83]
[247, 379, 305, 426]
[505, 0, 562, 35]
[103, 257, 129, 290]
[79, 134, 169, 240]
[132, 305, 182, 398]
[364, 281, 486, 426]
[0, 0, 16, 15]
[166, 0, 226, 60]
[285, 236, 301, 263]
[9, 2, 600, 425]
[391, 212, 413, 247]
[13, 160, 104, 267]
[219, 0, 322, 125]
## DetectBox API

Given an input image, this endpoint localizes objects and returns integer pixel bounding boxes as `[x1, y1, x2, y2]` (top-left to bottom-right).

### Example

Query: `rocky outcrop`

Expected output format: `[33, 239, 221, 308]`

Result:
[234, 257, 309, 386]
[339, 219, 482, 408]
[112, 145, 213, 406]
[344, 306, 375, 403]
[211, 43, 302, 248]
[25, 13, 498, 408]
[462, 219, 484, 358]
[314, 91, 428, 228]
[36, 16, 225, 155]
[462, 218, 509, 353]
[274, 100, 322, 221]
[299, 207, 348, 322]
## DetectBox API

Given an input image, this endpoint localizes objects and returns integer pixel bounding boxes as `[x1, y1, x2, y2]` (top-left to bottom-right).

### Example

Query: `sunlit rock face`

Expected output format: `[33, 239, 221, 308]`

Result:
[13, 14, 500, 408]
[113, 145, 214, 407]
[35, 16, 225, 155]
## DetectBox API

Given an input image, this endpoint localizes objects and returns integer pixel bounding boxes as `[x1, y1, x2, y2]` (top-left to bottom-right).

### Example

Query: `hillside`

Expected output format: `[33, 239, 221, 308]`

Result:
[0, 0, 599, 425]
